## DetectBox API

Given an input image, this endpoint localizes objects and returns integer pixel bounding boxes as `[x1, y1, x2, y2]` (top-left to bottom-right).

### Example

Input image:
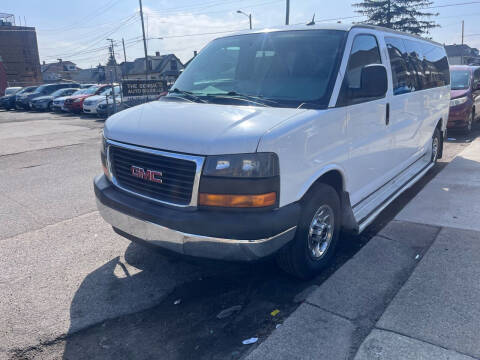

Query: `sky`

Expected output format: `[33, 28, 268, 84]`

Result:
[2, 0, 480, 69]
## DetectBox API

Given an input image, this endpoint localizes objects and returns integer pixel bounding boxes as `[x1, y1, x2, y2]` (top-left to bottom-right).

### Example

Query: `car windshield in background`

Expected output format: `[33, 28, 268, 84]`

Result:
[171, 30, 347, 108]
[22, 87, 37, 94]
[5, 88, 21, 95]
[51, 89, 68, 97]
[451, 70, 471, 90]
[72, 89, 88, 96]
[84, 86, 100, 94]
[32, 85, 49, 94]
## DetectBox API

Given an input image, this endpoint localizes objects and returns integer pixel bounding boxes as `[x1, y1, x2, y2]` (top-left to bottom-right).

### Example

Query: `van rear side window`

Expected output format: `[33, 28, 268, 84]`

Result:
[385, 36, 449, 95]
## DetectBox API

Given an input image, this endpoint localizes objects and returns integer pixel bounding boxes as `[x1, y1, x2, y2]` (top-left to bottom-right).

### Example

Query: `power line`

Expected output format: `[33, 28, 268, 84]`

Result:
[426, 1, 480, 9]
[42, 14, 138, 61]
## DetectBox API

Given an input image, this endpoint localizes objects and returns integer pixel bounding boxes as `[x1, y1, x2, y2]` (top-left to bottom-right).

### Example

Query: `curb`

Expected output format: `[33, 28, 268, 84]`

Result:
[245, 138, 480, 360]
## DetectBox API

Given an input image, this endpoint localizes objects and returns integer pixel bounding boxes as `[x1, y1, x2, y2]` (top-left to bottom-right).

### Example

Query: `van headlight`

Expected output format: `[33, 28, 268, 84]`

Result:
[450, 97, 468, 106]
[199, 153, 279, 208]
[203, 153, 279, 178]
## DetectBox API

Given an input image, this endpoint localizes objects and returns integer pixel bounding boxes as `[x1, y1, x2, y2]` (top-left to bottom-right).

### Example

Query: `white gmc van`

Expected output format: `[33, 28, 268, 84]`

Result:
[94, 24, 450, 278]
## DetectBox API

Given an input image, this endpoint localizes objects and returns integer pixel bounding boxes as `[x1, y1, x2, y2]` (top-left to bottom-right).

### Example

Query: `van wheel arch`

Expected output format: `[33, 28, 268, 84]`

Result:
[301, 170, 357, 234]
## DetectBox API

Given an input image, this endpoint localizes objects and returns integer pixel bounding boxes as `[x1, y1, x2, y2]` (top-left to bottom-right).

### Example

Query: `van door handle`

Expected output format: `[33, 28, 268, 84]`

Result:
[385, 103, 390, 126]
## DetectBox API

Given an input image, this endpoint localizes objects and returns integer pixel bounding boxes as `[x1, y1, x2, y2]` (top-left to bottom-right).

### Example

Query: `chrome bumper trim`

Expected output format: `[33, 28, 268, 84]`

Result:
[97, 199, 296, 261]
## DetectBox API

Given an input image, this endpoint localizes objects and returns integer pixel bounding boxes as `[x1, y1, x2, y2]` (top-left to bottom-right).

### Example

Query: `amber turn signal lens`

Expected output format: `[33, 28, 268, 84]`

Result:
[198, 192, 276, 208]
[103, 165, 109, 177]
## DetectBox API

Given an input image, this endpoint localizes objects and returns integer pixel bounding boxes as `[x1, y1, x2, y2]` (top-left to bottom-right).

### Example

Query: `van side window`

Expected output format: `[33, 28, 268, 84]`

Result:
[423, 43, 450, 88]
[404, 39, 426, 90]
[337, 34, 383, 106]
[385, 37, 412, 95]
[386, 37, 449, 93]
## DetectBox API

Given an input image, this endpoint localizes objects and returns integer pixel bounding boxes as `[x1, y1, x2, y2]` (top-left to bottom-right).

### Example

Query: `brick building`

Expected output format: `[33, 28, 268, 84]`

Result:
[0, 13, 42, 87]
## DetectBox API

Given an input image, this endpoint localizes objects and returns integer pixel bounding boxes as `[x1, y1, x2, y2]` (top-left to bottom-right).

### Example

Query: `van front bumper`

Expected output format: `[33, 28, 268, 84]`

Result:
[94, 175, 300, 261]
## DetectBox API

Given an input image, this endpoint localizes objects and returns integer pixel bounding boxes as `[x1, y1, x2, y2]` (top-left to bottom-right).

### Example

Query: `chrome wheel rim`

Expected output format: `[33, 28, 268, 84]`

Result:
[432, 136, 439, 162]
[468, 114, 473, 131]
[307, 205, 334, 260]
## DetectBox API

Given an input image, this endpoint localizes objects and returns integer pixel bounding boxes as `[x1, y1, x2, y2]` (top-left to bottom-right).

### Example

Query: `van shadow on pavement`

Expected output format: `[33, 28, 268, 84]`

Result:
[56, 232, 367, 360]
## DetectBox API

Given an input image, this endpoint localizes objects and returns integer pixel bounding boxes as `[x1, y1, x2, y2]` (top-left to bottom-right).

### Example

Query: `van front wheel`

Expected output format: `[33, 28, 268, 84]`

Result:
[276, 183, 341, 279]
[432, 127, 441, 164]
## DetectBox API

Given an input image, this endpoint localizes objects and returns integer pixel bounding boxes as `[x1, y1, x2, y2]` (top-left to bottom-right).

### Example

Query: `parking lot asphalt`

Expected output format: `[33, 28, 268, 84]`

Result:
[1, 109, 479, 360]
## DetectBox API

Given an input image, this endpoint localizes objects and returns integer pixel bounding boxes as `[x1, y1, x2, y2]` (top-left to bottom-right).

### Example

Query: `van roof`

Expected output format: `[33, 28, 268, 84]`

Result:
[226, 23, 443, 47]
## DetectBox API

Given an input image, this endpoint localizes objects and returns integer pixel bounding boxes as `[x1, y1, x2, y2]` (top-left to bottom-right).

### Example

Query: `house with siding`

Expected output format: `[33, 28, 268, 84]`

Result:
[445, 44, 480, 65]
[121, 52, 183, 85]
[41, 60, 81, 82]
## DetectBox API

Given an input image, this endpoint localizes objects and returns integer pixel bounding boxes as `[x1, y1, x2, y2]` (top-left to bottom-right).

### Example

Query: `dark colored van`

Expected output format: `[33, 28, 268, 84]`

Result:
[448, 65, 480, 133]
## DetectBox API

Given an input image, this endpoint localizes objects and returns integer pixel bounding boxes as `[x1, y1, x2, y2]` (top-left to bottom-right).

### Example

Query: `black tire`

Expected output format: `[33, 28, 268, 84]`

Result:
[432, 127, 441, 164]
[276, 183, 341, 279]
[48, 102, 53, 112]
[464, 110, 473, 134]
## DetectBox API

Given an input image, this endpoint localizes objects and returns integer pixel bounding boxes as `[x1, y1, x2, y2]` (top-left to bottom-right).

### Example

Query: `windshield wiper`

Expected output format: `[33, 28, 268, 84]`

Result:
[207, 91, 277, 107]
[168, 88, 206, 103]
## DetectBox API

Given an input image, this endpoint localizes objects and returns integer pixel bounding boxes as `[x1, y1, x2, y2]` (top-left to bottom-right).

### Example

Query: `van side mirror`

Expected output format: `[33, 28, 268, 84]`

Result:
[360, 64, 388, 98]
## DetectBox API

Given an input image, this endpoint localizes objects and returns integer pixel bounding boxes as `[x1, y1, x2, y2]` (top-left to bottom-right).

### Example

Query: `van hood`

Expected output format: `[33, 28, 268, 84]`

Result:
[450, 89, 470, 99]
[104, 100, 305, 155]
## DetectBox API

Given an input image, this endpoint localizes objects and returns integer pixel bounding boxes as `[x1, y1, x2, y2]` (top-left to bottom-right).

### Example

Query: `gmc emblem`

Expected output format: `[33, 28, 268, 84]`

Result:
[130, 165, 163, 183]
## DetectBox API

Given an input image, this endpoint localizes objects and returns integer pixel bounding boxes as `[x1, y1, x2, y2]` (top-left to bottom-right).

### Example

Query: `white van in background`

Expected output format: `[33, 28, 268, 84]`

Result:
[94, 24, 450, 278]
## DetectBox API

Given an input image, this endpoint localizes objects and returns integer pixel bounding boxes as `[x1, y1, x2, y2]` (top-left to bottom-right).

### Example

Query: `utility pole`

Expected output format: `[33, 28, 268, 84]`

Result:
[122, 38, 128, 79]
[139, 0, 149, 82]
[109, 70, 117, 114]
[387, 0, 391, 28]
[106, 40, 118, 113]
[285, 0, 290, 25]
[462, 20, 465, 64]
[107, 38, 118, 82]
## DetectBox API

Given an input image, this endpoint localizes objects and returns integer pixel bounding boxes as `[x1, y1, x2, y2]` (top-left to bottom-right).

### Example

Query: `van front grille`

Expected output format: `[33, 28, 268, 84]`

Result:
[109, 145, 197, 205]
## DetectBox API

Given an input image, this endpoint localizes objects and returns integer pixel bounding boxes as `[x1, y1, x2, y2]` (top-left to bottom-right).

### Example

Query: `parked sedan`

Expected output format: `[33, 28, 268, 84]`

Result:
[0, 86, 23, 110]
[26, 83, 80, 110]
[30, 88, 78, 111]
[64, 84, 110, 113]
[448, 65, 480, 133]
[52, 88, 87, 112]
[83, 85, 120, 115]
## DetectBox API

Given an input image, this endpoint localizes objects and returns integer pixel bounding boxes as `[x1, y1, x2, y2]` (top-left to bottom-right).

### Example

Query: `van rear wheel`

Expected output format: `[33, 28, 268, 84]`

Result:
[432, 127, 441, 164]
[276, 183, 341, 279]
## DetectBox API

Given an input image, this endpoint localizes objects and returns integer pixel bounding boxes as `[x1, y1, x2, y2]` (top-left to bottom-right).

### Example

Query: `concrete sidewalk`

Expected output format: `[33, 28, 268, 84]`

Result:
[245, 138, 480, 360]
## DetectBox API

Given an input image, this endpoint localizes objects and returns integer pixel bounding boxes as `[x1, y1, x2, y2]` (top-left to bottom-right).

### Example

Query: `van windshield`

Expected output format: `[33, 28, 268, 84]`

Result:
[451, 70, 471, 90]
[171, 30, 346, 108]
